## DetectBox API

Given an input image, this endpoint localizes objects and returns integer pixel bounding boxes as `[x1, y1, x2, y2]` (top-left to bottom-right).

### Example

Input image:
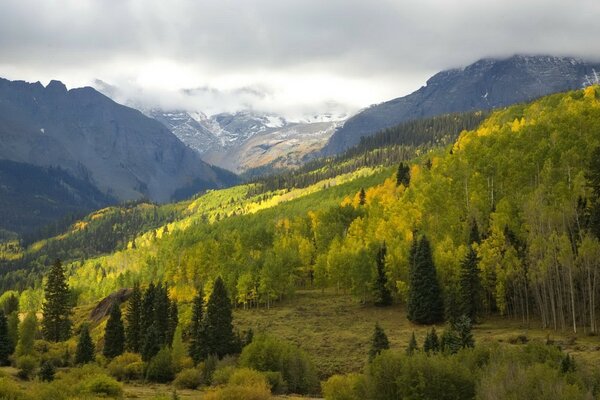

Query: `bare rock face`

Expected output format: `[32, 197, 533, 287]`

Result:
[90, 288, 133, 323]
[323, 55, 600, 155]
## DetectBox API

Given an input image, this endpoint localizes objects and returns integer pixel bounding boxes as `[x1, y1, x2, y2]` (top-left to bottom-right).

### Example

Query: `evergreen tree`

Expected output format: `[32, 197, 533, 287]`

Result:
[373, 243, 392, 306]
[423, 327, 440, 354]
[141, 282, 156, 333]
[142, 325, 160, 362]
[3, 294, 19, 315]
[358, 188, 366, 205]
[454, 315, 475, 349]
[469, 219, 481, 245]
[16, 312, 37, 356]
[204, 277, 236, 358]
[406, 332, 418, 355]
[42, 259, 73, 342]
[7, 312, 18, 355]
[103, 303, 125, 359]
[189, 288, 206, 364]
[126, 282, 142, 353]
[39, 361, 56, 381]
[167, 301, 178, 347]
[407, 236, 445, 324]
[154, 283, 170, 346]
[396, 162, 411, 187]
[368, 323, 389, 362]
[560, 353, 576, 374]
[458, 247, 481, 321]
[440, 328, 461, 355]
[75, 324, 95, 364]
[0, 311, 11, 365]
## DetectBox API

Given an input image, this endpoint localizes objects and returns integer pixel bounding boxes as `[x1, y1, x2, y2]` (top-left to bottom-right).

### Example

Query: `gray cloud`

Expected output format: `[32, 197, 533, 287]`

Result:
[1, 0, 599, 118]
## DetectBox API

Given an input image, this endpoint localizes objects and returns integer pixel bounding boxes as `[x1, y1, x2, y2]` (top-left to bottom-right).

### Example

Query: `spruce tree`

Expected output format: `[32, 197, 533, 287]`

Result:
[396, 162, 411, 187]
[469, 219, 481, 245]
[141, 282, 156, 333]
[454, 315, 475, 349]
[406, 332, 418, 355]
[126, 282, 142, 353]
[142, 325, 160, 362]
[39, 361, 56, 381]
[103, 303, 125, 358]
[205, 277, 236, 358]
[7, 312, 18, 355]
[423, 327, 440, 354]
[42, 259, 73, 342]
[368, 323, 389, 362]
[189, 288, 206, 364]
[167, 301, 178, 347]
[153, 283, 170, 346]
[3, 294, 19, 315]
[0, 311, 11, 365]
[458, 247, 481, 322]
[373, 243, 392, 306]
[407, 236, 444, 324]
[75, 324, 95, 364]
[359, 188, 366, 205]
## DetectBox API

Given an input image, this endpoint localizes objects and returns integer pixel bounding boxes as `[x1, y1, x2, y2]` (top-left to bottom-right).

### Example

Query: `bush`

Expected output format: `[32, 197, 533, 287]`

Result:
[203, 385, 271, 400]
[174, 368, 203, 389]
[16, 355, 38, 380]
[29, 381, 70, 400]
[202, 354, 219, 385]
[0, 377, 31, 400]
[108, 352, 143, 381]
[239, 335, 319, 394]
[228, 368, 270, 389]
[322, 373, 367, 400]
[38, 360, 56, 381]
[263, 371, 287, 394]
[81, 374, 123, 398]
[146, 347, 175, 383]
[212, 365, 236, 386]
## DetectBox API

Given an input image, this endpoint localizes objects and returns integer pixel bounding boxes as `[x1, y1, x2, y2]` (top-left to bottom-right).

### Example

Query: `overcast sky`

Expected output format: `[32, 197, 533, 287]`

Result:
[1, 0, 599, 119]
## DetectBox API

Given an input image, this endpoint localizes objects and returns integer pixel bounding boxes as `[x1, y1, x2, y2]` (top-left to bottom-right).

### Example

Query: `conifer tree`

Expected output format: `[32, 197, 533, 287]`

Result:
[75, 324, 95, 364]
[42, 259, 73, 342]
[39, 360, 56, 382]
[368, 323, 389, 362]
[205, 277, 236, 358]
[153, 283, 170, 346]
[407, 236, 444, 324]
[126, 282, 142, 353]
[142, 325, 160, 362]
[373, 243, 392, 306]
[0, 311, 11, 365]
[16, 312, 37, 356]
[458, 247, 481, 321]
[469, 219, 481, 245]
[141, 282, 156, 333]
[359, 188, 366, 205]
[454, 315, 475, 349]
[7, 312, 18, 355]
[3, 294, 19, 315]
[167, 301, 178, 347]
[406, 332, 418, 355]
[103, 303, 125, 358]
[423, 327, 440, 354]
[189, 288, 206, 364]
[440, 328, 461, 354]
[396, 162, 411, 187]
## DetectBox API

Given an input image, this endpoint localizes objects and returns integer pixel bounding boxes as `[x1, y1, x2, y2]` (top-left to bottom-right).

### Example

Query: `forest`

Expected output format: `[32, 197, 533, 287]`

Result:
[1, 86, 600, 399]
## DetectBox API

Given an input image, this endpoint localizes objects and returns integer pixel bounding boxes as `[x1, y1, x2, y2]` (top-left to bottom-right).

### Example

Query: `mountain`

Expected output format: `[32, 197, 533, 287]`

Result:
[0, 78, 239, 233]
[148, 108, 343, 173]
[323, 55, 600, 154]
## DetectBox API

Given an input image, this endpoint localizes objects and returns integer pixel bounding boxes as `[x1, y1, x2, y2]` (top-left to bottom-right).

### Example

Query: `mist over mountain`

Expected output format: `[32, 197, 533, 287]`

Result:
[323, 55, 600, 155]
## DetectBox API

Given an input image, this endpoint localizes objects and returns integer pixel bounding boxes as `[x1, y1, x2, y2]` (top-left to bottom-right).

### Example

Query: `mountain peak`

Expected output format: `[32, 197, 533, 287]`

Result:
[46, 79, 67, 93]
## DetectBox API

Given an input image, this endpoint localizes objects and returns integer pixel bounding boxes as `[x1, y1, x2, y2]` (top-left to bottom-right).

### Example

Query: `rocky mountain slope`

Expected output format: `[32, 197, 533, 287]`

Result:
[323, 55, 600, 154]
[0, 78, 238, 205]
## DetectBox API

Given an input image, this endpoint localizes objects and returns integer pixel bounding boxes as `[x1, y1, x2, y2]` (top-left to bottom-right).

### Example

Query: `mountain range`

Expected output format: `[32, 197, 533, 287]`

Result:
[323, 55, 600, 154]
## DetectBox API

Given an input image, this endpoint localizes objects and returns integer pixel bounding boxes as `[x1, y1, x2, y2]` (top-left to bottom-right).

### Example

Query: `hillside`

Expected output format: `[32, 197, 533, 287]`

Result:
[323, 55, 600, 154]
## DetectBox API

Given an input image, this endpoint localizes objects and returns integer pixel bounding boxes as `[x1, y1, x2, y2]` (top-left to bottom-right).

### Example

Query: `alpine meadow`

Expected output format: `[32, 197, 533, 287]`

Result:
[2, 1, 600, 399]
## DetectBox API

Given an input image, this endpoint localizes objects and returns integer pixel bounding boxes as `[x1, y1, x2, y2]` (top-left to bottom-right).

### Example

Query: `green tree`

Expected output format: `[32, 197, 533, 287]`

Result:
[125, 282, 142, 353]
[423, 327, 440, 354]
[103, 303, 125, 359]
[188, 288, 206, 364]
[141, 282, 156, 333]
[16, 312, 37, 356]
[0, 311, 11, 365]
[459, 247, 481, 321]
[359, 188, 366, 205]
[205, 277, 236, 358]
[373, 243, 392, 306]
[406, 332, 418, 355]
[142, 325, 160, 362]
[39, 360, 55, 381]
[75, 324, 95, 364]
[396, 162, 410, 186]
[454, 315, 474, 349]
[7, 312, 18, 355]
[407, 236, 444, 324]
[3, 294, 19, 315]
[167, 301, 178, 347]
[146, 347, 174, 383]
[41, 259, 73, 342]
[153, 283, 170, 346]
[368, 323, 390, 362]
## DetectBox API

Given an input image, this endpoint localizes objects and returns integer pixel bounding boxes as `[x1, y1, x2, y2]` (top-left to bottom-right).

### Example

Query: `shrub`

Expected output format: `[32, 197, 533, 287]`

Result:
[16, 355, 38, 380]
[228, 368, 270, 389]
[203, 385, 271, 400]
[108, 352, 143, 381]
[38, 360, 56, 381]
[0, 377, 31, 400]
[81, 374, 123, 398]
[263, 371, 287, 394]
[239, 335, 319, 394]
[212, 365, 236, 386]
[174, 368, 203, 389]
[28, 381, 70, 400]
[146, 347, 175, 383]
[322, 373, 367, 400]
[202, 354, 219, 385]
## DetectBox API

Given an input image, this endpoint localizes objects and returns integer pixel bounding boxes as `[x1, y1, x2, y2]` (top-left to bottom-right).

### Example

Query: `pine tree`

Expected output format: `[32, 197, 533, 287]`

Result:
[373, 243, 392, 306]
[167, 301, 178, 347]
[205, 277, 236, 358]
[126, 282, 142, 353]
[0, 311, 11, 365]
[368, 323, 389, 362]
[407, 236, 445, 324]
[560, 353, 576, 374]
[189, 288, 206, 364]
[359, 188, 366, 205]
[454, 315, 475, 349]
[458, 247, 481, 322]
[396, 162, 410, 187]
[42, 259, 73, 342]
[16, 312, 37, 356]
[406, 332, 418, 355]
[103, 303, 125, 359]
[153, 283, 170, 346]
[440, 328, 461, 354]
[75, 324, 95, 364]
[7, 312, 18, 355]
[3, 294, 19, 315]
[142, 325, 160, 362]
[469, 219, 481, 245]
[141, 282, 156, 333]
[39, 361, 56, 381]
[423, 327, 440, 354]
